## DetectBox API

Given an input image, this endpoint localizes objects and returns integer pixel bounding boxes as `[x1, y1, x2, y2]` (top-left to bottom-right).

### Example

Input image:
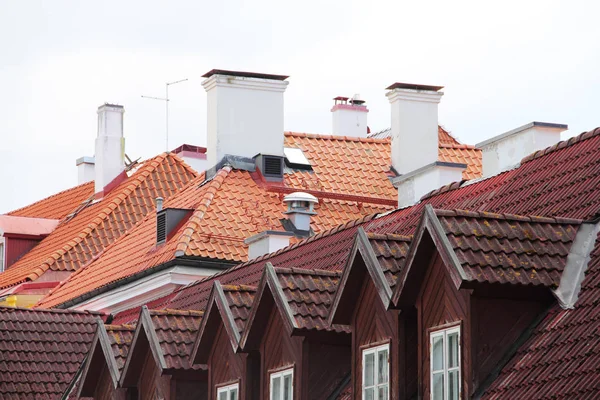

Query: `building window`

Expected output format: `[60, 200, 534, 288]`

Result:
[431, 326, 461, 400]
[270, 367, 293, 400]
[217, 383, 239, 400]
[362, 343, 389, 400]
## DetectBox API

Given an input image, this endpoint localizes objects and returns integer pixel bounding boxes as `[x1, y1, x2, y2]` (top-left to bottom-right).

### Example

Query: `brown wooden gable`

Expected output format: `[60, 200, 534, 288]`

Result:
[329, 228, 394, 326]
[78, 320, 122, 397]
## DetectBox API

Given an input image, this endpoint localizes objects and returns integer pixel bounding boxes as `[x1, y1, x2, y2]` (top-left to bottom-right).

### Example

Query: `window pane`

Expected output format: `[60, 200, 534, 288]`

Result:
[364, 387, 375, 400]
[449, 370, 459, 400]
[283, 374, 292, 400]
[378, 385, 388, 400]
[432, 372, 444, 400]
[364, 352, 375, 386]
[378, 349, 389, 384]
[219, 391, 228, 400]
[231, 388, 238, 400]
[432, 335, 444, 371]
[271, 376, 281, 400]
[448, 332, 459, 368]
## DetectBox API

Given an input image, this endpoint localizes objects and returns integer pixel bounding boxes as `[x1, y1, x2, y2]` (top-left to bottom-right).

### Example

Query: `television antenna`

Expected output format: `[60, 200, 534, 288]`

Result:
[141, 78, 188, 152]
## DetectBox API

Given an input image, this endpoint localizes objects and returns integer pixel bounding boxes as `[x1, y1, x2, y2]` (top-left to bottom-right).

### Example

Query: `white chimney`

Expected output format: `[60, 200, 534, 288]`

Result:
[387, 83, 465, 208]
[76, 156, 95, 184]
[201, 69, 289, 167]
[476, 121, 568, 177]
[244, 230, 294, 260]
[172, 144, 209, 173]
[331, 95, 369, 137]
[283, 192, 318, 232]
[95, 104, 125, 196]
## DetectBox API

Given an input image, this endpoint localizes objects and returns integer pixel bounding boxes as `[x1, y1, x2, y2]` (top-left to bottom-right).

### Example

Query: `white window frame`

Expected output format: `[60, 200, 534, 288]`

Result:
[0, 237, 5, 273]
[362, 343, 390, 400]
[269, 367, 294, 400]
[217, 382, 239, 400]
[430, 326, 461, 400]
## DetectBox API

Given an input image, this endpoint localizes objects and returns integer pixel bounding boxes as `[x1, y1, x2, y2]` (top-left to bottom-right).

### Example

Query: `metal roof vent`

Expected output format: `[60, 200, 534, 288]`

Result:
[255, 154, 284, 181]
[283, 192, 318, 232]
[155, 200, 192, 245]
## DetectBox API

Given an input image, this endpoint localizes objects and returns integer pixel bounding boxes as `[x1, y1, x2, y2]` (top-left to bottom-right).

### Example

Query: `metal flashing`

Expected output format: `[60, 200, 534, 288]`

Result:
[553, 221, 600, 309]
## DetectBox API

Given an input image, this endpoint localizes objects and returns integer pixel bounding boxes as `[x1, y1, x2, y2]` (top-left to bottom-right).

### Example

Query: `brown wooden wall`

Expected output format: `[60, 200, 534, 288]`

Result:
[138, 352, 161, 400]
[351, 277, 402, 399]
[417, 253, 471, 399]
[174, 380, 208, 400]
[307, 341, 351, 399]
[5, 237, 40, 268]
[208, 324, 253, 400]
[92, 366, 120, 400]
[260, 308, 305, 399]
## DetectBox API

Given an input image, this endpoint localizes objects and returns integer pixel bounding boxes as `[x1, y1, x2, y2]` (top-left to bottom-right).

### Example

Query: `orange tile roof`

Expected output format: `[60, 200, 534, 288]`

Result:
[7, 181, 95, 220]
[0, 154, 197, 290]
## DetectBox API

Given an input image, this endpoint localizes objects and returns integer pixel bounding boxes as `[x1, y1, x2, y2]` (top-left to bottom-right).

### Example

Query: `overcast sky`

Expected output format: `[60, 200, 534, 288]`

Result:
[1, 0, 598, 213]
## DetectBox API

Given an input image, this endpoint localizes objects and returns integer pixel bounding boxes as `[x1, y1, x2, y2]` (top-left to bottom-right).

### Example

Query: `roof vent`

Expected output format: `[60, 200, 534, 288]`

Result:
[255, 154, 284, 181]
[283, 192, 318, 232]
[156, 208, 192, 245]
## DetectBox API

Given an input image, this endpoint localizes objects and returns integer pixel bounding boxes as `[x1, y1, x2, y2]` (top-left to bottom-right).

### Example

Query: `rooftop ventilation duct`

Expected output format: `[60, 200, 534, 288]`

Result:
[283, 192, 318, 232]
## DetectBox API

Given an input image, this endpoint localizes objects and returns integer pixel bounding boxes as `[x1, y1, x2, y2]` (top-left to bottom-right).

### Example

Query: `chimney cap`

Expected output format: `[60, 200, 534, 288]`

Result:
[386, 82, 444, 92]
[283, 192, 318, 205]
[202, 69, 289, 81]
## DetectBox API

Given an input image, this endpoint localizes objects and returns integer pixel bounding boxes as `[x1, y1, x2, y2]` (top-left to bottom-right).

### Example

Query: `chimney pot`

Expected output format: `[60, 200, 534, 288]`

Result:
[283, 192, 318, 232]
[155, 197, 164, 212]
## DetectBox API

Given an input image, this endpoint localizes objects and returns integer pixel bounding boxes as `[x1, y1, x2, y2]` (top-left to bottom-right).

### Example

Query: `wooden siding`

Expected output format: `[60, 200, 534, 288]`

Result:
[352, 277, 402, 399]
[138, 352, 161, 400]
[175, 380, 208, 400]
[260, 308, 305, 399]
[93, 366, 120, 400]
[208, 324, 253, 400]
[307, 341, 351, 399]
[5, 237, 39, 268]
[417, 253, 471, 399]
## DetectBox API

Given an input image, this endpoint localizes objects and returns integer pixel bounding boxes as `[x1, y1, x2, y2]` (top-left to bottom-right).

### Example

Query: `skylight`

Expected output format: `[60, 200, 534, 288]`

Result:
[284, 147, 311, 168]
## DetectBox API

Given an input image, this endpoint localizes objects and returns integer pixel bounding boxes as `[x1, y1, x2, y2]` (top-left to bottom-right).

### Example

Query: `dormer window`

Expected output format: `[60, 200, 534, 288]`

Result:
[217, 383, 239, 400]
[362, 343, 389, 400]
[431, 326, 461, 400]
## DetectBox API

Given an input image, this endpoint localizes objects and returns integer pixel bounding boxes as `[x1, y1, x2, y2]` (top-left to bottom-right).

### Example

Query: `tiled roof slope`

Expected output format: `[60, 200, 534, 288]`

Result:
[367, 233, 411, 289]
[148, 309, 204, 371]
[7, 181, 94, 220]
[105, 324, 135, 375]
[221, 284, 256, 334]
[274, 267, 349, 333]
[366, 126, 482, 179]
[0, 153, 197, 290]
[0, 307, 98, 400]
[435, 209, 581, 287]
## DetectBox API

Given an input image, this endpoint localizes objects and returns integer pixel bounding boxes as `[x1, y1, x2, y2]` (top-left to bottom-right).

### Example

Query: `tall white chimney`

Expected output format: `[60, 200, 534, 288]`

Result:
[387, 83, 465, 208]
[201, 69, 289, 167]
[331, 95, 369, 137]
[95, 104, 125, 196]
[476, 121, 568, 177]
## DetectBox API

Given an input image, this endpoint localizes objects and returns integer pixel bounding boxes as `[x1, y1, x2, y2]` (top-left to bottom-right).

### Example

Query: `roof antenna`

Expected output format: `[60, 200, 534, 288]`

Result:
[142, 78, 188, 152]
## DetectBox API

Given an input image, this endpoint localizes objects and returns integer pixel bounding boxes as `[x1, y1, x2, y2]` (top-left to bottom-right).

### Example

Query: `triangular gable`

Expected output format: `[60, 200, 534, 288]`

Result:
[78, 320, 134, 396]
[329, 227, 400, 325]
[240, 263, 298, 351]
[191, 281, 256, 364]
[392, 205, 587, 310]
[119, 306, 167, 387]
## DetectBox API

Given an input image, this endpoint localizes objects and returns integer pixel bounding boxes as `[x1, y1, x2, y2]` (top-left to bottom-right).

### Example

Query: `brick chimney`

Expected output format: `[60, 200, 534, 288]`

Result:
[331, 95, 369, 137]
[201, 69, 289, 167]
[95, 104, 125, 197]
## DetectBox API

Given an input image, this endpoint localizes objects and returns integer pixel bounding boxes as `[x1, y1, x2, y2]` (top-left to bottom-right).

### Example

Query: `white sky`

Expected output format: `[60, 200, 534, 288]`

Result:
[1, 0, 599, 213]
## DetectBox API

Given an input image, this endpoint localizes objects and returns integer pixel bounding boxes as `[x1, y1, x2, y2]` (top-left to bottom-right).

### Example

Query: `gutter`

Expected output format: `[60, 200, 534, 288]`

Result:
[56, 256, 237, 310]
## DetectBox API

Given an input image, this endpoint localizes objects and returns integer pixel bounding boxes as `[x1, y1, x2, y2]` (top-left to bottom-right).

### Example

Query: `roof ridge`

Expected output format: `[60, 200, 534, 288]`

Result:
[366, 232, 412, 241]
[221, 284, 257, 292]
[284, 131, 389, 144]
[1, 305, 103, 316]
[174, 166, 233, 257]
[149, 308, 204, 317]
[521, 127, 600, 164]
[274, 267, 342, 277]
[6, 181, 94, 217]
[434, 208, 584, 225]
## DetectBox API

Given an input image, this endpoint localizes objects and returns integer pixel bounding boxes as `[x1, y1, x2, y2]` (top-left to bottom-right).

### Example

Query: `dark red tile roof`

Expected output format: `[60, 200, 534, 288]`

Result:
[105, 324, 135, 375]
[274, 267, 349, 333]
[221, 284, 256, 335]
[435, 209, 582, 287]
[367, 233, 412, 288]
[0, 307, 99, 399]
[148, 309, 204, 371]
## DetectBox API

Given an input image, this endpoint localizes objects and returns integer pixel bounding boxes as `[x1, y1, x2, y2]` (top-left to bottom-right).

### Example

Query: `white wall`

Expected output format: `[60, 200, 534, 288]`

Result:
[203, 74, 289, 166]
[396, 163, 465, 208]
[95, 104, 125, 195]
[247, 233, 291, 260]
[331, 104, 369, 137]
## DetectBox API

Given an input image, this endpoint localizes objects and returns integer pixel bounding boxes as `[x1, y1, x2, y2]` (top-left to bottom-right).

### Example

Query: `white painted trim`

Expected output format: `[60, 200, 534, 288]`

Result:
[217, 382, 239, 400]
[430, 326, 461, 400]
[362, 343, 390, 400]
[270, 367, 294, 400]
[71, 265, 220, 314]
